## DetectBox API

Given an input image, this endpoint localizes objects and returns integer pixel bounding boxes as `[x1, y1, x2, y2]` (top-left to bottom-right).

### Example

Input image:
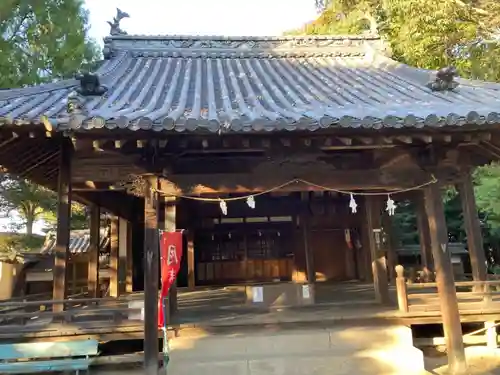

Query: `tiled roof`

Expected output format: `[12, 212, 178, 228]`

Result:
[40, 227, 110, 255]
[397, 243, 467, 256]
[2, 34, 500, 132]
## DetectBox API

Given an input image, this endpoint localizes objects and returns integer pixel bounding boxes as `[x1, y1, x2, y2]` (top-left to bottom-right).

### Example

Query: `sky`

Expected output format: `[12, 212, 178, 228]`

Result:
[84, 0, 318, 43]
[0, 0, 318, 236]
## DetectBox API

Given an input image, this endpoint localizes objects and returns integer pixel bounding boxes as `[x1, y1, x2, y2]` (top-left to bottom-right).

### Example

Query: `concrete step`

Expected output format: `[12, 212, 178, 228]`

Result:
[167, 324, 426, 375]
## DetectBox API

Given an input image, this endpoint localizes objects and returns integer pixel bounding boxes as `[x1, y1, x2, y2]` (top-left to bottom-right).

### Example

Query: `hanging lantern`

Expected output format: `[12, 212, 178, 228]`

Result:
[219, 199, 228, 215]
[247, 195, 256, 209]
[386, 195, 396, 216]
[349, 194, 358, 214]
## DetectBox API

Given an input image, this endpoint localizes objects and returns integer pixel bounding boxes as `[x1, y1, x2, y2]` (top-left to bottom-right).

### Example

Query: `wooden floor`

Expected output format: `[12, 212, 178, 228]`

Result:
[1, 281, 500, 342]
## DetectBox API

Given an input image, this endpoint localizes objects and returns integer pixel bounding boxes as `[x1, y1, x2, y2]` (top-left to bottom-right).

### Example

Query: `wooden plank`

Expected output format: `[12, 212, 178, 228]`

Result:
[0, 339, 98, 360]
[0, 358, 91, 373]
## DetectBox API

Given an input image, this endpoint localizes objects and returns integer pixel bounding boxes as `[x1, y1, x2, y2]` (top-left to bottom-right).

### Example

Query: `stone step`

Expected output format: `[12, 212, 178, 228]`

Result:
[167, 325, 426, 375]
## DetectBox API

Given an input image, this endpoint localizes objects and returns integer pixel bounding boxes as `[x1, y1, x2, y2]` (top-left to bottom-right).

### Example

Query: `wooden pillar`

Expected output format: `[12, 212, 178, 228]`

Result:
[118, 218, 128, 295]
[52, 141, 72, 313]
[423, 184, 467, 374]
[126, 221, 133, 293]
[109, 216, 119, 298]
[88, 205, 100, 298]
[71, 259, 77, 294]
[187, 231, 195, 290]
[144, 177, 160, 375]
[363, 196, 390, 304]
[164, 196, 178, 315]
[457, 172, 487, 282]
[382, 214, 397, 282]
[415, 191, 434, 274]
[300, 193, 315, 283]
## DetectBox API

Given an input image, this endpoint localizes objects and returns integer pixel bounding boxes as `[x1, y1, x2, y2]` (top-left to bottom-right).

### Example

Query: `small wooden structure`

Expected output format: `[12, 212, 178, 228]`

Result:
[1, 11, 500, 374]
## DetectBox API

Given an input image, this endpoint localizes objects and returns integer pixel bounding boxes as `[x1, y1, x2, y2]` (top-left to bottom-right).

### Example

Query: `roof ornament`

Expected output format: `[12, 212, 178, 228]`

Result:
[67, 91, 87, 116]
[427, 66, 459, 92]
[75, 73, 108, 97]
[107, 8, 130, 36]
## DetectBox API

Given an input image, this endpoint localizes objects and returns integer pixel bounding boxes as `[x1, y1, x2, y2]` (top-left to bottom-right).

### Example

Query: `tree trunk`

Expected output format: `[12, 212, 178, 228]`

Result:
[25, 216, 34, 236]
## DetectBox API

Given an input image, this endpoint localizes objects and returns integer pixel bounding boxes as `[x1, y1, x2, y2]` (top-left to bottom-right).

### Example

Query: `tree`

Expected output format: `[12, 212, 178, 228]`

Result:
[0, 174, 89, 235]
[0, 0, 100, 89]
[297, 0, 500, 80]
[0, 177, 57, 235]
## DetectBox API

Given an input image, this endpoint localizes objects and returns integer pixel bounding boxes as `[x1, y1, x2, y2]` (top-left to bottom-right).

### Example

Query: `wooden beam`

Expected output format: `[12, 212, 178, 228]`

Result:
[396, 136, 412, 144]
[109, 216, 119, 298]
[158, 168, 438, 195]
[457, 171, 487, 282]
[87, 205, 100, 298]
[423, 183, 467, 374]
[52, 141, 72, 313]
[144, 177, 160, 375]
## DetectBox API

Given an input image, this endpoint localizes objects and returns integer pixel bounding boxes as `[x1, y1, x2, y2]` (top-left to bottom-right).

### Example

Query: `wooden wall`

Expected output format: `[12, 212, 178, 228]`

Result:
[182, 192, 362, 286]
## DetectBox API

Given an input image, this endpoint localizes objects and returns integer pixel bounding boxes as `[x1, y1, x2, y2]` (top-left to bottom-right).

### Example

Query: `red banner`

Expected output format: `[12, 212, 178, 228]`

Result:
[158, 231, 183, 328]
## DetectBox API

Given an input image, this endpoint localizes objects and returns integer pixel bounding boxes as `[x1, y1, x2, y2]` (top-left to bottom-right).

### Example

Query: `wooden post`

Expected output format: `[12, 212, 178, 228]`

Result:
[415, 191, 434, 277]
[485, 321, 497, 349]
[382, 214, 397, 282]
[187, 231, 195, 290]
[457, 172, 487, 282]
[88, 205, 100, 298]
[109, 216, 119, 298]
[302, 222, 315, 283]
[144, 177, 160, 375]
[363, 196, 390, 304]
[126, 221, 133, 293]
[395, 265, 409, 312]
[118, 218, 128, 295]
[164, 196, 178, 315]
[301, 193, 315, 284]
[423, 184, 467, 374]
[359, 198, 373, 282]
[52, 141, 72, 313]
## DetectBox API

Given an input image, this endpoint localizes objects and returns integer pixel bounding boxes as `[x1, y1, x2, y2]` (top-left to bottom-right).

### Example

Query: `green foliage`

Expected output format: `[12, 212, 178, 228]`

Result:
[0, 175, 88, 235]
[0, 232, 44, 254]
[0, 176, 57, 235]
[297, 0, 500, 80]
[0, 0, 100, 89]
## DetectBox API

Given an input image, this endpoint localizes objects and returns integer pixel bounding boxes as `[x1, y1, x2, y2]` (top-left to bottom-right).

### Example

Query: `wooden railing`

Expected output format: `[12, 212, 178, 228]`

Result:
[0, 293, 144, 327]
[395, 265, 500, 313]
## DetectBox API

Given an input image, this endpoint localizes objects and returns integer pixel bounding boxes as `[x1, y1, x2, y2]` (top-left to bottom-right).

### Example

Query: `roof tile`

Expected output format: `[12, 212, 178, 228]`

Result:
[2, 35, 500, 132]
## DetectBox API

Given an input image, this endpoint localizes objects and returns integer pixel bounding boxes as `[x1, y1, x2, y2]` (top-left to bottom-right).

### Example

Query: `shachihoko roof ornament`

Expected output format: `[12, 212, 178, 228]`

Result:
[75, 73, 107, 97]
[107, 8, 130, 36]
[426, 66, 459, 92]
